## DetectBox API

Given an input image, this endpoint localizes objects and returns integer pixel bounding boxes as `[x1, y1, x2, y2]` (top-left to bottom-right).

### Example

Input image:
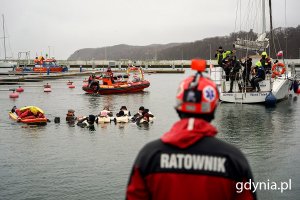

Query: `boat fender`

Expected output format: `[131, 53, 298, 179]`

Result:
[265, 92, 276, 107]
[54, 117, 60, 123]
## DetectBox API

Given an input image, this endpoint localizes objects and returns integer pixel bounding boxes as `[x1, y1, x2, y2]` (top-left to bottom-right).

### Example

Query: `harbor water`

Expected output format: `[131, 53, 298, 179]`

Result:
[0, 71, 299, 199]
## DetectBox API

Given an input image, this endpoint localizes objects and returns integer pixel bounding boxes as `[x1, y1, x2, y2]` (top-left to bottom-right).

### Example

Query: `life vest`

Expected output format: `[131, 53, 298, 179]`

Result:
[216, 51, 232, 65]
[100, 110, 109, 117]
[123, 110, 129, 116]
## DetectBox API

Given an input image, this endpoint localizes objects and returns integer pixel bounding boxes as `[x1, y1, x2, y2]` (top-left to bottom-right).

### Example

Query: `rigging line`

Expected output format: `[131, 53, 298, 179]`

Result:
[249, 0, 257, 39]
[234, 0, 239, 34]
[251, 1, 259, 36]
[274, 33, 281, 54]
[284, 0, 287, 57]
[244, 0, 253, 40]
[239, 0, 242, 32]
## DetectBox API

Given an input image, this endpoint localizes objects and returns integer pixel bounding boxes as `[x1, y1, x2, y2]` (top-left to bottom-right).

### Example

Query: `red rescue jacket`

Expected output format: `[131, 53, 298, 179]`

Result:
[126, 118, 256, 200]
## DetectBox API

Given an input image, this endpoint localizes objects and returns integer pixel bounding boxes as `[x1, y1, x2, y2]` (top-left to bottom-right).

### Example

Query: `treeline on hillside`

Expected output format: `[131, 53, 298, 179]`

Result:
[68, 26, 300, 61]
[157, 26, 300, 60]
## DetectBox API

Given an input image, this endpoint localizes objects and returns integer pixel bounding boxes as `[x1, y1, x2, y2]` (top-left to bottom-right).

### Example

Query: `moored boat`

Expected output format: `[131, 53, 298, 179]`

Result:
[15, 57, 68, 73]
[210, 0, 295, 105]
[82, 66, 150, 95]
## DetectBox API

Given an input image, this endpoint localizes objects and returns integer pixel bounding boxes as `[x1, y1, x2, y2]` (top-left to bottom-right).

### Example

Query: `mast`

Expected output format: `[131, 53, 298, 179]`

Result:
[2, 14, 7, 61]
[268, 0, 274, 56]
[262, 0, 266, 33]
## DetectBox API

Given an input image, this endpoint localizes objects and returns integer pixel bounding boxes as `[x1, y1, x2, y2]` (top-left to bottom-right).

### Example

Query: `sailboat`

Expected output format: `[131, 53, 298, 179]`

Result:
[211, 0, 295, 104]
[0, 14, 17, 68]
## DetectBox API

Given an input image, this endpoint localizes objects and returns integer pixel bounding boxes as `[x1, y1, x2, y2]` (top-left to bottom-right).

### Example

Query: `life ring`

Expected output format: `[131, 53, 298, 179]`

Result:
[272, 62, 286, 77]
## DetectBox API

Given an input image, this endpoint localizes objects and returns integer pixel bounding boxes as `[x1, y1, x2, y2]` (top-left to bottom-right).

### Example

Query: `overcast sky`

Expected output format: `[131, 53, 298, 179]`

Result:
[1, 0, 299, 60]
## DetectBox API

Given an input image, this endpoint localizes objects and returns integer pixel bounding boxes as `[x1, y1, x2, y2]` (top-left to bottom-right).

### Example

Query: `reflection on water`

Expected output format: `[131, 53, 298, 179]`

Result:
[214, 99, 300, 199]
[0, 72, 299, 199]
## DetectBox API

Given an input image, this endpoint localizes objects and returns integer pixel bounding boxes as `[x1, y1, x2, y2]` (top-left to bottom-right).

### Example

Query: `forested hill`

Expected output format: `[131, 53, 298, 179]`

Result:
[68, 26, 300, 61]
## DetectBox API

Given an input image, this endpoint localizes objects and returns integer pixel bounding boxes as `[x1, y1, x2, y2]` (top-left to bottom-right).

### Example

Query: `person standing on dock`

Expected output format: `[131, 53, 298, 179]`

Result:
[126, 59, 256, 200]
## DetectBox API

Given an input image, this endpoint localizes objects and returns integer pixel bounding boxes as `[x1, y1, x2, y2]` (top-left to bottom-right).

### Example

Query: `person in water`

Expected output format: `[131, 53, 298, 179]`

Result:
[116, 106, 131, 117]
[132, 106, 145, 121]
[126, 59, 256, 200]
[98, 106, 113, 117]
[137, 109, 154, 124]
[77, 115, 97, 130]
[66, 109, 77, 123]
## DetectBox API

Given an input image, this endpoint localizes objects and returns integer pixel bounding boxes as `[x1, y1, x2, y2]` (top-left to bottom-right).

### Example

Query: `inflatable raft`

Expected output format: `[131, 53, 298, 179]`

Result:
[9, 112, 47, 125]
[9, 106, 47, 125]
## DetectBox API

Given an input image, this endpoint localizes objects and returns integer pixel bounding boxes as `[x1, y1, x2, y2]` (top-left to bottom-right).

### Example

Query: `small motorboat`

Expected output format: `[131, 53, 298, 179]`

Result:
[15, 57, 68, 73]
[82, 66, 150, 95]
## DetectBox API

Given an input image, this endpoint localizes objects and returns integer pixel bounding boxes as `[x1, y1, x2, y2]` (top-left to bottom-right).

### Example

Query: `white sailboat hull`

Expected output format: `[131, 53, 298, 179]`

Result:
[210, 67, 293, 104]
[219, 78, 291, 103]
[0, 61, 16, 68]
[220, 92, 269, 103]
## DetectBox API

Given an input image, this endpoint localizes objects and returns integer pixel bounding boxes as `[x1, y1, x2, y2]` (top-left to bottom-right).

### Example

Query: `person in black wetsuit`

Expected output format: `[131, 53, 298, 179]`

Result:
[228, 56, 242, 93]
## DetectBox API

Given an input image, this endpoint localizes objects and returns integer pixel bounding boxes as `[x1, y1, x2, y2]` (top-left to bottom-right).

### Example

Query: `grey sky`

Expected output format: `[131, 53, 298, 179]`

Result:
[1, 0, 299, 60]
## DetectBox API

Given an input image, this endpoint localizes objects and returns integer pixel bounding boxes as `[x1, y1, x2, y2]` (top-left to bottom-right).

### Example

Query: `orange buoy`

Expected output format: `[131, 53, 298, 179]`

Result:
[9, 91, 19, 98]
[16, 86, 24, 93]
[68, 84, 75, 88]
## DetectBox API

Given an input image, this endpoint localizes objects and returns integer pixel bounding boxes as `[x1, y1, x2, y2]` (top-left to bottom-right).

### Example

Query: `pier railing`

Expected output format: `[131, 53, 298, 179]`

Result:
[1, 59, 300, 68]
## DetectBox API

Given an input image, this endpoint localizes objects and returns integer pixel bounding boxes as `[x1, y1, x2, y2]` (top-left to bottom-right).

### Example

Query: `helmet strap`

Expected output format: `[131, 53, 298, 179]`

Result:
[189, 72, 202, 89]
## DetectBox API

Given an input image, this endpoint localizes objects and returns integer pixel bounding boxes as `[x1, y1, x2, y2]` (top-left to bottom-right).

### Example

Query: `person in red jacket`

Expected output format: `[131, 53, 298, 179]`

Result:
[126, 59, 256, 200]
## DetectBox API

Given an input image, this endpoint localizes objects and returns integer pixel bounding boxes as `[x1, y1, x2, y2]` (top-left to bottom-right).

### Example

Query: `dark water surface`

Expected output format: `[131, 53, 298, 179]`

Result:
[0, 71, 299, 199]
